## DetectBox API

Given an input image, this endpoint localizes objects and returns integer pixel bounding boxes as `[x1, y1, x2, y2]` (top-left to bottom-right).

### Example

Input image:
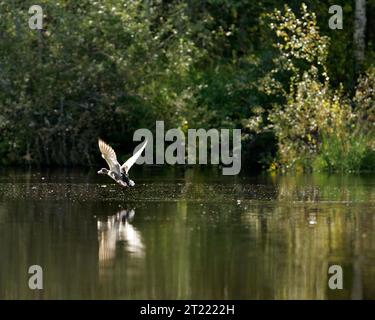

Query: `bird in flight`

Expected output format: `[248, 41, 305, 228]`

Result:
[97, 139, 147, 187]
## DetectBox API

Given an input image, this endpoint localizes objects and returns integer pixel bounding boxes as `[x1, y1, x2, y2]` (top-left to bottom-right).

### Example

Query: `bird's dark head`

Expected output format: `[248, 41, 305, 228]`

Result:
[97, 168, 109, 175]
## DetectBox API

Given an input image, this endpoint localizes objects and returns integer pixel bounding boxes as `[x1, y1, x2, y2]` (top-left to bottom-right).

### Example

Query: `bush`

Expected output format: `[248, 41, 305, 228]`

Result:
[314, 133, 375, 172]
[249, 3, 375, 172]
[0, 0, 206, 165]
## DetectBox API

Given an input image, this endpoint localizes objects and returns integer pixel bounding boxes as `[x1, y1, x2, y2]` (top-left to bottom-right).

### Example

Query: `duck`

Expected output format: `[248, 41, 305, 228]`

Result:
[97, 139, 147, 187]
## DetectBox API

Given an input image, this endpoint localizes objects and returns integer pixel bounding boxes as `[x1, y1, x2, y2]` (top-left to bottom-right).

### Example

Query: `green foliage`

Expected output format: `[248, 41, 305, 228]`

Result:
[353, 67, 375, 132]
[0, 1, 374, 171]
[270, 71, 355, 170]
[0, 0, 206, 165]
[313, 133, 375, 172]
[312, 66, 375, 172]
[249, 3, 374, 172]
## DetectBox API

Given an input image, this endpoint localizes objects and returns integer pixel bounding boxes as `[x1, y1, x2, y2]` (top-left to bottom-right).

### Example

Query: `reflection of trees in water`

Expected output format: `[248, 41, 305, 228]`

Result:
[172, 202, 375, 299]
[232, 175, 375, 299]
[0, 201, 100, 299]
[238, 204, 331, 299]
[276, 174, 375, 203]
[1, 171, 375, 299]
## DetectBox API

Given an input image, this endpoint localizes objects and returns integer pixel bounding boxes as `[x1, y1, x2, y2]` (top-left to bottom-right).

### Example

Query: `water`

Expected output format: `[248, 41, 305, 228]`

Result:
[0, 167, 374, 299]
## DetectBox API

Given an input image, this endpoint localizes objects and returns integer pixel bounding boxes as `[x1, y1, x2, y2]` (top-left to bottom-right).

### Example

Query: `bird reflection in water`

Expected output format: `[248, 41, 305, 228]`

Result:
[97, 209, 145, 269]
[307, 210, 318, 226]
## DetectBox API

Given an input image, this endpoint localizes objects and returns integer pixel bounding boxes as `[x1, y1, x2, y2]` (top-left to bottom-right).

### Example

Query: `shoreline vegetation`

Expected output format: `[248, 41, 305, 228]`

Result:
[0, 1, 374, 172]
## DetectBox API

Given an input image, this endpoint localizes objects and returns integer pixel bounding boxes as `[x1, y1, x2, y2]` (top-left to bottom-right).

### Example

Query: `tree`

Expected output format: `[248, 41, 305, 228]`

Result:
[354, 0, 367, 72]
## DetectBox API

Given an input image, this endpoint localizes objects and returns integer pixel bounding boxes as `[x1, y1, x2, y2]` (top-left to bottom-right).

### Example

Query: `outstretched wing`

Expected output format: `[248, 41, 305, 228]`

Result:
[98, 139, 121, 175]
[121, 140, 147, 174]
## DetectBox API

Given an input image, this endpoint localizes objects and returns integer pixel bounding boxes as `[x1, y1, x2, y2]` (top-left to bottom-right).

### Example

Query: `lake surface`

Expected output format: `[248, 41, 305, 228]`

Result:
[0, 167, 374, 299]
